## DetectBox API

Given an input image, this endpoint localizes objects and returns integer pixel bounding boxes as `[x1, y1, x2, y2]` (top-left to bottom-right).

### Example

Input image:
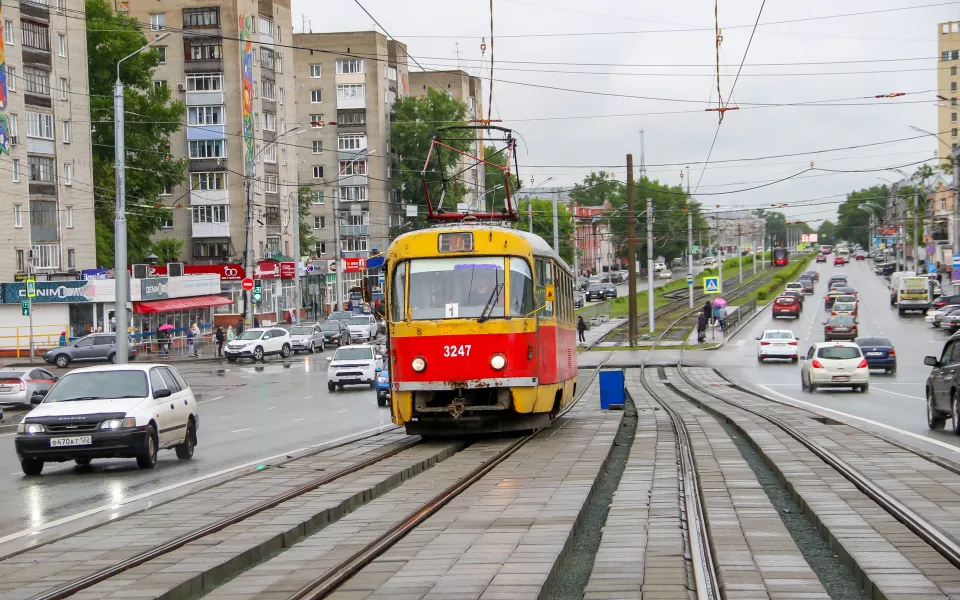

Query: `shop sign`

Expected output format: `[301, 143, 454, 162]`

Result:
[81, 268, 111, 281]
[254, 261, 280, 279]
[127, 264, 245, 280]
[141, 277, 169, 300]
[2, 280, 110, 304]
[140, 274, 221, 300]
[343, 258, 365, 273]
[280, 262, 296, 279]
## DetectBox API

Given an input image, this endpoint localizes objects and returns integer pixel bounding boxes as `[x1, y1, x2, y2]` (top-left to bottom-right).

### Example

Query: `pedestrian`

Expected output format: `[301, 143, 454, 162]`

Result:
[714, 304, 727, 333]
[696, 310, 708, 343]
[313, 299, 320, 318]
[187, 323, 199, 357]
[577, 315, 587, 344]
[215, 326, 225, 357]
[226, 325, 236, 343]
[254, 316, 260, 328]
[702, 300, 713, 326]
[59, 331, 67, 346]
[236, 318, 244, 335]
[160, 330, 169, 358]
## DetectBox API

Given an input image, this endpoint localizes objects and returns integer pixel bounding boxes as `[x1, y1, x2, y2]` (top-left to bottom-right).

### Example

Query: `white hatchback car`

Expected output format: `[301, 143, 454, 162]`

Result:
[784, 282, 804, 296]
[756, 330, 799, 363]
[224, 327, 292, 361]
[346, 315, 379, 342]
[800, 342, 869, 393]
[326, 345, 384, 391]
[14, 364, 199, 475]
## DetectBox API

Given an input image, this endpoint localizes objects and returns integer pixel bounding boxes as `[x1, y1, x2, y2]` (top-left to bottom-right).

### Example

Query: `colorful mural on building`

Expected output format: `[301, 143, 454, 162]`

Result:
[0, 4, 6, 113]
[239, 15, 256, 177]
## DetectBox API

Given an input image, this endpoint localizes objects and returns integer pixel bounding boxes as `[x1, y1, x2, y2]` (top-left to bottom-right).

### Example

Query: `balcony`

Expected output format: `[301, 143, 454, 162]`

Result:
[192, 221, 230, 238]
[19, 0, 49, 20]
[340, 225, 369, 237]
[22, 46, 51, 68]
[184, 58, 223, 74]
[189, 188, 228, 206]
[186, 90, 225, 106]
[337, 174, 368, 187]
[31, 243, 60, 270]
[26, 137, 54, 155]
[186, 124, 227, 141]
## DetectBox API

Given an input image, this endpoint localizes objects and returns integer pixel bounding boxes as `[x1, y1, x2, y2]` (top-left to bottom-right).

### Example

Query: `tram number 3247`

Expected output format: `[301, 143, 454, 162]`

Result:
[443, 345, 472, 357]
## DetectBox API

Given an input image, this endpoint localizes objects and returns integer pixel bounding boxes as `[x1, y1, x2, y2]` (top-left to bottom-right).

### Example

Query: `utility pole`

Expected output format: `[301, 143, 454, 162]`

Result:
[291, 191, 303, 318]
[334, 191, 343, 311]
[954, 147, 960, 287]
[572, 204, 580, 276]
[738, 223, 743, 283]
[551, 190, 560, 254]
[528, 200, 533, 233]
[244, 178, 255, 326]
[687, 210, 693, 308]
[717, 217, 723, 293]
[626, 154, 637, 347]
[913, 188, 919, 271]
[646, 198, 654, 333]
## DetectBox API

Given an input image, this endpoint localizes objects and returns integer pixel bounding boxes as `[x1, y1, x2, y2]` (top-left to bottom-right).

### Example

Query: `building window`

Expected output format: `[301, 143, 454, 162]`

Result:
[953, 113, 957, 123]
[276, 52, 282, 73]
[4, 20, 13, 45]
[263, 112, 276, 131]
[336, 84, 365, 102]
[182, 7, 219, 28]
[9, 113, 16, 139]
[187, 105, 223, 125]
[28, 156, 54, 182]
[186, 73, 223, 91]
[337, 109, 365, 125]
[61, 120, 70, 143]
[313, 166, 324, 179]
[339, 160, 366, 175]
[264, 175, 278, 193]
[953, 128, 958, 138]
[954, 66, 957, 76]
[953, 82, 957, 92]
[160, 183, 172, 195]
[316, 242, 327, 256]
[63, 163, 72, 185]
[149, 13, 165, 31]
[20, 20, 49, 51]
[67, 248, 75, 270]
[188, 139, 226, 158]
[337, 134, 366, 151]
[185, 41, 222, 61]
[262, 80, 275, 100]
[310, 89, 322, 104]
[261, 143, 276, 163]
[154, 45, 166, 64]
[310, 114, 324, 128]
[341, 237, 368, 252]
[153, 80, 166, 90]
[314, 216, 325, 229]
[278, 87, 284, 104]
[65, 205, 73, 228]
[57, 33, 66, 57]
[12, 158, 19, 182]
[943, 198, 948, 211]
[161, 214, 174, 228]
[253, 112, 258, 129]
[339, 186, 367, 202]
[259, 16, 273, 36]
[336, 59, 363, 74]
[16, 250, 24, 272]
[32, 244, 60, 270]
[312, 140, 323, 154]
[386, 66, 397, 80]
[260, 47, 274, 70]
[192, 205, 228, 223]
[190, 171, 225, 190]
[59, 77, 67, 99]
[13, 204, 22, 228]
[23, 68, 49, 95]
[312, 191, 325, 204]
[309, 64, 321, 78]
[954, 50, 959, 60]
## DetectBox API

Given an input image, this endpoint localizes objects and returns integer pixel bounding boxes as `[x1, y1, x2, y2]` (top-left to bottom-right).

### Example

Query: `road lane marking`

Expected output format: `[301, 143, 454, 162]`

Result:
[267, 406, 277, 410]
[198, 395, 226, 405]
[338, 410, 349, 413]
[756, 385, 960, 453]
[292, 418, 307, 422]
[230, 428, 251, 433]
[0, 423, 400, 547]
[304, 396, 313, 399]
[871, 387, 924, 400]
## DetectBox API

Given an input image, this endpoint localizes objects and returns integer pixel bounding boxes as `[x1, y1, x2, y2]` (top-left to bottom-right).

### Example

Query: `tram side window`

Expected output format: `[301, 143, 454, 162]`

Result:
[391, 262, 406, 322]
[509, 258, 535, 316]
[535, 259, 554, 318]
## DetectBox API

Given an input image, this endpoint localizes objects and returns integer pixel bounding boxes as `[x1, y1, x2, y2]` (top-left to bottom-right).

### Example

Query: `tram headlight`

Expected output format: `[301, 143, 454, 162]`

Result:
[490, 354, 506, 371]
[411, 356, 427, 372]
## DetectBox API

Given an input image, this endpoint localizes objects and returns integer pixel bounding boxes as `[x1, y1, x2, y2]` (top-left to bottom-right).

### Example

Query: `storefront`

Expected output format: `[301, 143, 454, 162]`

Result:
[131, 274, 226, 337]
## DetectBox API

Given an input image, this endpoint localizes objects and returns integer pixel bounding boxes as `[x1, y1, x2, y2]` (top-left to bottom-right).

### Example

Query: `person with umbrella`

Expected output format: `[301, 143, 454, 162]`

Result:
[157, 323, 174, 357]
[713, 298, 728, 333]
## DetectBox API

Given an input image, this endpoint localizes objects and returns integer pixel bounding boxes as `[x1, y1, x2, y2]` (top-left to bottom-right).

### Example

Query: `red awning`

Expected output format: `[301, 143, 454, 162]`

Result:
[134, 295, 233, 314]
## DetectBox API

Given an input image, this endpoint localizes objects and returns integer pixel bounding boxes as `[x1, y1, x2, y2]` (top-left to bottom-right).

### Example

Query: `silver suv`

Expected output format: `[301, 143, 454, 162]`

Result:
[42, 334, 137, 369]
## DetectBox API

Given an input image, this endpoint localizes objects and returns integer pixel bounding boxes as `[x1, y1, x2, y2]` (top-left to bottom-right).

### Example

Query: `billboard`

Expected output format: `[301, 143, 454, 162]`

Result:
[801, 233, 818, 243]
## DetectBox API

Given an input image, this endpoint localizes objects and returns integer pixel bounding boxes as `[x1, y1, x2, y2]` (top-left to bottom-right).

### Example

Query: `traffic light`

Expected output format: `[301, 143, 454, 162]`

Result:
[21, 301, 29, 316]
[253, 280, 262, 303]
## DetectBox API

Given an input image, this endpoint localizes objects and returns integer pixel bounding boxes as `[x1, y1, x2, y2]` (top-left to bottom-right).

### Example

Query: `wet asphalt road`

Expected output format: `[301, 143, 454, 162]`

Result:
[0, 349, 393, 540]
[708, 257, 960, 460]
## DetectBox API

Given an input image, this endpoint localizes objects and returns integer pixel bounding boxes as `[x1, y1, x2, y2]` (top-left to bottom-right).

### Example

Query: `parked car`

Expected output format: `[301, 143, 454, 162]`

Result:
[288, 323, 325, 354]
[0, 368, 57, 408]
[573, 291, 584, 309]
[603, 283, 618, 298]
[867, 251, 877, 260]
[347, 314, 379, 342]
[856, 337, 896, 374]
[14, 364, 199, 474]
[223, 327, 292, 362]
[925, 334, 960, 429]
[585, 283, 606, 302]
[326, 345, 384, 391]
[824, 315, 858, 341]
[772, 295, 800, 318]
[578, 277, 590, 291]
[756, 329, 799, 363]
[927, 304, 960, 327]
[319, 321, 352, 346]
[327, 311, 355, 322]
[816, 254, 828, 263]
[800, 342, 869, 393]
[671, 257, 685, 268]
[879, 263, 896, 276]
[375, 366, 391, 407]
[933, 294, 960, 310]
[42, 334, 137, 369]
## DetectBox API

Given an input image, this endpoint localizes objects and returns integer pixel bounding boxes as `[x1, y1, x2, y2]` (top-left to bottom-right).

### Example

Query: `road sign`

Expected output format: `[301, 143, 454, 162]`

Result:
[703, 277, 720, 294]
[928, 262, 938, 274]
[306, 264, 314, 274]
[25, 277, 36, 299]
[686, 274, 693, 285]
[241, 278, 254, 291]
[21, 301, 29, 316]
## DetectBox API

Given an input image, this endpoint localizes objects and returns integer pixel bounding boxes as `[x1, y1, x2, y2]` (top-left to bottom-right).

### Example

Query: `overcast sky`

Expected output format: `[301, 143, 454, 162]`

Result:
[292, 0, 960, 227]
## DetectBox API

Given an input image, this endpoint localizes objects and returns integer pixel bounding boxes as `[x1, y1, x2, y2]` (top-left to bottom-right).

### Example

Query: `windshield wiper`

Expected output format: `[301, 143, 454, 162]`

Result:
[477, 283, 504, 323]
[57, 396, 102, 402]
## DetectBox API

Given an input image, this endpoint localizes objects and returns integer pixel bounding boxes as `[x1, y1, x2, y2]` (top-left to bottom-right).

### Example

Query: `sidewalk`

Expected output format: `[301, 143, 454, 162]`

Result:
[686, 306, 739, 346]
[581, 317, 627, 349]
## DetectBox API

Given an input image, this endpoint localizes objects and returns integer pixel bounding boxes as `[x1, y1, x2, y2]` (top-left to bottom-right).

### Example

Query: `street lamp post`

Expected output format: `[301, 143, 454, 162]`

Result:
[526, 177, 556, 233]
[114, 32, 170, 364]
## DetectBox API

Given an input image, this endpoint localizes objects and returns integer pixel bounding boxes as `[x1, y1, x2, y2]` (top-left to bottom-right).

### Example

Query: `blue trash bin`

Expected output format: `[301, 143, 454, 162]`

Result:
[599, 370, 625, 409]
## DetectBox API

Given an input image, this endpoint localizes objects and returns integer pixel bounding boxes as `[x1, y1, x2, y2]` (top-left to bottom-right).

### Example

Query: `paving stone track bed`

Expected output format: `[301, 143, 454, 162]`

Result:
[674, 366, 960, 600]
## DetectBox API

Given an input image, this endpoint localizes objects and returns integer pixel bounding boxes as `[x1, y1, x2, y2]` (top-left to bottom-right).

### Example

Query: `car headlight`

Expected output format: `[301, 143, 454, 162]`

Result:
[100, 417, 136, 430]
[17, 423, 45, 434]
[377, 376, 389, 384]
[411, 356, 427, 372]
[490, 355, 507, 370]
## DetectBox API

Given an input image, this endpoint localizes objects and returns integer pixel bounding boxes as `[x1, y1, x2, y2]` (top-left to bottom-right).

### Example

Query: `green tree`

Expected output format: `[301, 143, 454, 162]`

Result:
[834, 185, 888, 248]
[87, 0, 186, 267]
[818, 220, 837, 244]
[390, 89, 470, 232]
[516, 197, 574, 263]
[482, 145, 520, 213]
[148, 239, 183, 264]
[569, 171, 623, 207]
[297, 186, 315, 256]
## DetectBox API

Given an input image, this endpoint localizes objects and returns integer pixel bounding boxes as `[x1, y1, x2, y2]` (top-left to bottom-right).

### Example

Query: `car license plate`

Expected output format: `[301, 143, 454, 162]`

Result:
[773, 344, 786, 348]
[832, 376, 850, 382]
[0, 386, 9, 392]
[50, 436, 92, 447]
[867, 352, 883, 356]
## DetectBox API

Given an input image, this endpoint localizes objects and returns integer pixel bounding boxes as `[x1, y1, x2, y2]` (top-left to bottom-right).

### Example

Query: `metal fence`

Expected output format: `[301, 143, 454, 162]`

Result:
[578, 301, 612, 323]
[725, 297, 757, 335]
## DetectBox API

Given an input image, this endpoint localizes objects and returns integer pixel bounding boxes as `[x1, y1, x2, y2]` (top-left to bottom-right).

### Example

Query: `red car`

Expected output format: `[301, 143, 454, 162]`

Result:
[834, 256, 846, 266]
[855, 251, 866, 261]
[816, 254, 827, 263]
[772, 295, 800, 318]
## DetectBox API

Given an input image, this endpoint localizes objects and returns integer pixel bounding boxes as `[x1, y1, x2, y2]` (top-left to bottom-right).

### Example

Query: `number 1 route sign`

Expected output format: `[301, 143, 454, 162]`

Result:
[703, 277, 720, 294]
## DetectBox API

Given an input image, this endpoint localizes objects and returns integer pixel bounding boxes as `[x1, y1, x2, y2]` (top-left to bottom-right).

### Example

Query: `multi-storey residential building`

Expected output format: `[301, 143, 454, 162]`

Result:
[292, 31, 407, 307]
[408, 70, 485, 211]
[2, 0, 96, 280]
[123, 0, 297, 267]
[939, 22, 960, 160]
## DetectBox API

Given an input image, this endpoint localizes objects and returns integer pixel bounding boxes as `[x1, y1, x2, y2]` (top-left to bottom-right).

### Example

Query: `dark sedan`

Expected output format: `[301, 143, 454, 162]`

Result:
[856, 336, 896, 374]
[824, 315, 858, 341]
[585, 284, 606, 302]
[802, 270, 820, 283]
[797, 277, 815, 295]
[602, 283, 618, 299]
[933, 294, 960, 310]
[319, 321, 351, 346]
[574, 291, 584, 309]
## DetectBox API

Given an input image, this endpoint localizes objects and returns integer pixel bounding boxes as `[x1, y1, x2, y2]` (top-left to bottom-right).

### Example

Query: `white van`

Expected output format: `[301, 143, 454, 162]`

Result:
[897, 276, 933, 314]
[888, 271, 917, 306]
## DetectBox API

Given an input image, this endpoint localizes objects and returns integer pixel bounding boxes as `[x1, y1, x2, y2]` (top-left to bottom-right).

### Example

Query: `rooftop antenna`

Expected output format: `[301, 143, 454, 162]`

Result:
[638, 130, 646, 181]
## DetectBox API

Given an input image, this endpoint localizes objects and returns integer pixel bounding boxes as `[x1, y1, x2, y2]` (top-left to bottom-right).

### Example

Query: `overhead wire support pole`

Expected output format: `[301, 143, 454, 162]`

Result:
[647, 198, 654, 334]
[626, 154, 637, 347]
[688, 210, 694, 309]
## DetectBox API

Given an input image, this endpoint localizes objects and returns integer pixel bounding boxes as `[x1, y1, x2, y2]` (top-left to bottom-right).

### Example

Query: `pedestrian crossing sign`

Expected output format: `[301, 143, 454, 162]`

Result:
[703, 277, 720, 294]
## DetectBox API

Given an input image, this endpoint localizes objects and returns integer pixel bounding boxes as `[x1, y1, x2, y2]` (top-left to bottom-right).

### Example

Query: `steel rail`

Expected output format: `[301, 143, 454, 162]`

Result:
[30, 437, 424, 600]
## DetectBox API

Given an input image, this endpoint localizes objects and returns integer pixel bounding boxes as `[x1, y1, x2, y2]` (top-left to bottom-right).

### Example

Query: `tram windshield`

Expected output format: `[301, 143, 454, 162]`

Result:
[405, 257, 508, 320]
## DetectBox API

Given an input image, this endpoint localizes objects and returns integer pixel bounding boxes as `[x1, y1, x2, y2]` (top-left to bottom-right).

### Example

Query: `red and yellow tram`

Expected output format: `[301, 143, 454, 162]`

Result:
[383, 225, 578, 435]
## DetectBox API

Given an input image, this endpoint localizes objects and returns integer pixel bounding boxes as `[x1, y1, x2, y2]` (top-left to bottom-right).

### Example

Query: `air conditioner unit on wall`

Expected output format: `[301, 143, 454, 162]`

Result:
[132, 264, 149, 279]
[177, 83, 185, 91]
[167, 262, 184, 277]
[10, 135, 20, 146]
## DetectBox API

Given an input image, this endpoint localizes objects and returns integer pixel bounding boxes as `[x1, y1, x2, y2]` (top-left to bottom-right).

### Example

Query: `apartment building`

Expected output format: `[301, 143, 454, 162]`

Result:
[1, 0, 96, 280]
[408, 70, 485, 211]
[292, 31, 407, 306]
[939, 22, 960, 160]
[123, 0, 298, 271]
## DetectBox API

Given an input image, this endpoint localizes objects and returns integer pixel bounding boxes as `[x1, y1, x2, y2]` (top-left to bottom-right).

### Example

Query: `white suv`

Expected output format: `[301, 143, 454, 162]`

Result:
[346, 314, 379, 342]
[224, 327, 292, 362]
[14, 364, 198, 474]
[800, 342, 869, 393]
[326, 345, 384, 391]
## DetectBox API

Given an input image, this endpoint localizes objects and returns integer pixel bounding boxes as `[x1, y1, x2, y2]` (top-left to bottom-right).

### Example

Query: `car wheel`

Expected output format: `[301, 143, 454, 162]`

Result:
[859, 384, 869, 393]
[55, 354, 70, 369]
[175, 421, 195, 460]
[928, 391, 947, 430]
[74, 457, 92, 467]
[328, 381, 336, 392]
[801, 375, 808, 391]
[757, 355, 763, 363]
[280, 344, 291, 358]
[253, 346, 265, 361]
[20, 459, 43, 476]
[369, 381, 376, 390]
[136, 425, 158, 469]
[227, 357, 237, 363]
[307, 342, 314, 354]
[108, 353, 117, 364]
[889, 365, 897, 375]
